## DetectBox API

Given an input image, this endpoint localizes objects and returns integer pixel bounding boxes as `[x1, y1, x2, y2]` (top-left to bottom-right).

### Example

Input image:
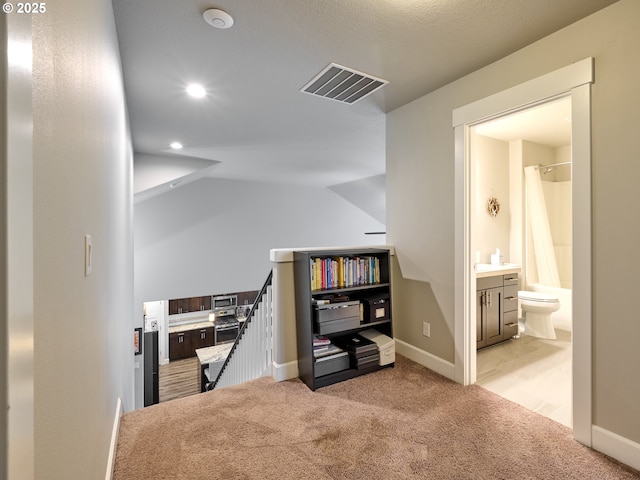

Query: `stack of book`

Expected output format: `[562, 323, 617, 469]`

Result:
[310, 256, 381, 291]
[313, 335, 350, 378]
[313, 335, 343, 358]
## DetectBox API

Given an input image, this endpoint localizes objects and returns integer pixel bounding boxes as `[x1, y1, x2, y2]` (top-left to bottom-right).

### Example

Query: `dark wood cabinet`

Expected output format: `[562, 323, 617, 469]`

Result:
[169, 296, 212, 315]
[191, 327, 214, 351]
[477, 273, 519, 349]
[189, 296, 211, 312]
[169, 331, 192, 360]
[477, 282, 502, 349]
[169, 326, 215, 360]
[294, 248, 394, 391]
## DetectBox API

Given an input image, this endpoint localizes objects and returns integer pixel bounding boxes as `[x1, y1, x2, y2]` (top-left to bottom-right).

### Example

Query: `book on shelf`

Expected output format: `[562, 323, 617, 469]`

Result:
[313, 344, 344, 359]
[309, 255, 381, 290]
[313, 335, 331, 347]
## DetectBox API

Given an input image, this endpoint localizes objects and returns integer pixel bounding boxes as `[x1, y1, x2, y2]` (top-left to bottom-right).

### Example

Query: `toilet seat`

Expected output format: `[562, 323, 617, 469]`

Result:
[518, 290, 559, 303]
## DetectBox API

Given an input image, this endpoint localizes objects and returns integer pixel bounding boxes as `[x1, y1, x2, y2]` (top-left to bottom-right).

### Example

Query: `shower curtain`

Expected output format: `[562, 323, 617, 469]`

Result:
[524, 166, 561, 288]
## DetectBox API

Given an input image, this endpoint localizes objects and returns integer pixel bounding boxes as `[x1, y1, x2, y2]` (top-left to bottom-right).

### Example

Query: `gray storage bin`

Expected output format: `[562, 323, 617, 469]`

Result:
[314, 301, 361, 334]
[314, 351, 349, 377]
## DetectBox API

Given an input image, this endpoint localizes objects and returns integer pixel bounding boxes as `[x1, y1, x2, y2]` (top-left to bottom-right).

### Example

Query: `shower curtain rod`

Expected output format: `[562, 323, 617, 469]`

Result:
[540, 161, 571, 169]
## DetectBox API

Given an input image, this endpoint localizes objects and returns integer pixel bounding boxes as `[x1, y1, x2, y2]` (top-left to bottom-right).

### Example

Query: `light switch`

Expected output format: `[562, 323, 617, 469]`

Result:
[85, 235, 93, 276]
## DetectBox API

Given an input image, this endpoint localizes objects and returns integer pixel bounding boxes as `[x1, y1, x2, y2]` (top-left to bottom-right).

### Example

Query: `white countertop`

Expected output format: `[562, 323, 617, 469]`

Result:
[169, 316, 248, 334]
[475, 263, 521, 278]
[168, 321, 213, 334]
[195, 343, 233, 365]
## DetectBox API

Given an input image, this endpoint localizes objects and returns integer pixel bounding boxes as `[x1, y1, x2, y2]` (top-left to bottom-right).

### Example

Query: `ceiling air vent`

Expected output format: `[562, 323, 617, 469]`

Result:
[301, 63, 388, 104]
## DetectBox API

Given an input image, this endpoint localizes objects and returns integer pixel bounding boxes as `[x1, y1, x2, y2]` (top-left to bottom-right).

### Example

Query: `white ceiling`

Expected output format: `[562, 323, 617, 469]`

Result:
[475, 97, 572, 147]
[112, 0, 616, 195]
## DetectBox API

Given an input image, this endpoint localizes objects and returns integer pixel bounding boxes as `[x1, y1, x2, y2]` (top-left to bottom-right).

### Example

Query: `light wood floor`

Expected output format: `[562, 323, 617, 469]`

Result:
[159, 357, 201, 403]
[476, 325, 572, 427]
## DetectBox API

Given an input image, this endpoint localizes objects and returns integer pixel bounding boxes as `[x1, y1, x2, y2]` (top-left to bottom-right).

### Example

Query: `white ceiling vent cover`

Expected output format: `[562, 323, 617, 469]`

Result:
[301, 63, 388, 104]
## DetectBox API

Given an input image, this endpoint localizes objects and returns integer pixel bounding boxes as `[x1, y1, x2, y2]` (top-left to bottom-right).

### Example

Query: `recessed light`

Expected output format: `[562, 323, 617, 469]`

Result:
[186, 83, 206, 98]
[170, 142, 183, 150]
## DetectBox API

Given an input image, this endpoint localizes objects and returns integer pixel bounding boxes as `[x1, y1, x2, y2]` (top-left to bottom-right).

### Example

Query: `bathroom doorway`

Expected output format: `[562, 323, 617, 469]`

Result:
[452, 58, 594, 445]
[470, 97, 573, 427]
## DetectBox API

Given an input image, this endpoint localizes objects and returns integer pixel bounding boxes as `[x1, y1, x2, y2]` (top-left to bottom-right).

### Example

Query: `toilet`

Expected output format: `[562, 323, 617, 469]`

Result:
[517, 290, 561, 340]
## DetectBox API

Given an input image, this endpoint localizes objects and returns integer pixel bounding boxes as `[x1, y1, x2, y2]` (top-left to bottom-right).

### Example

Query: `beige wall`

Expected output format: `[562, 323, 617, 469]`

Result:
[473, 133, 510, 264]
[387, 0, 640, 445]
[4, 0, 135, 478]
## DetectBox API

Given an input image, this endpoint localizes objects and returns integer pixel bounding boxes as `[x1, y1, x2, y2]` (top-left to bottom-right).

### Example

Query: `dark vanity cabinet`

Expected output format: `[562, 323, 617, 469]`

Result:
[477, 276, 503, 349]
[477, 273, 519, 349]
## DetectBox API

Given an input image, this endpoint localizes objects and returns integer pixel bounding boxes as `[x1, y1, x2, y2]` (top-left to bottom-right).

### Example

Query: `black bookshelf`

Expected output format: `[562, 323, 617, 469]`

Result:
[293, 248, 394, 390]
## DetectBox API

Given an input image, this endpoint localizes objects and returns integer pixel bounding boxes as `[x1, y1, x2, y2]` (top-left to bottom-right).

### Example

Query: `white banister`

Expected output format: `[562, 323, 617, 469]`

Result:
[212, 276, 273, 390]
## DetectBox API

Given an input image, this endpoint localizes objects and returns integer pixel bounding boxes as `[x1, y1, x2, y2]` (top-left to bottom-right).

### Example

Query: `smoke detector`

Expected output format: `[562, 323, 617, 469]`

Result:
[203, 8, 234, 29]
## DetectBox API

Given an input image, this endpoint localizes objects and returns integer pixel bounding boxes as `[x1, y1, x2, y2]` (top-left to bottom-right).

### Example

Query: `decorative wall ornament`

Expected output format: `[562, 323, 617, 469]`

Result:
[487, 196, 500, 217]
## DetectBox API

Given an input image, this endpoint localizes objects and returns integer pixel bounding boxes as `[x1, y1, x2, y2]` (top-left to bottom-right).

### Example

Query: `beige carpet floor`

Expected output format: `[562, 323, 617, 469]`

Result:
[114, 355, 639, 480]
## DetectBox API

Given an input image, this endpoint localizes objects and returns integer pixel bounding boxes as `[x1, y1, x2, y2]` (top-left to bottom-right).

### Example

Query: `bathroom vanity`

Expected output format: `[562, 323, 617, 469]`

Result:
[476, 265, 520, 349]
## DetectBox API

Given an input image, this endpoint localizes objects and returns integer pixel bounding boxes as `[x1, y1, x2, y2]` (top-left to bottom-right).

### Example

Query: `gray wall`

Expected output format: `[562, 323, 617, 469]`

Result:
[387, 0, 640, 445]
[5, 0, 134, 478]
[5, 12, 35, 478]
[135, 177, 385, 303]
[329, 174, 386, 224]
[0, 12, 7, 480]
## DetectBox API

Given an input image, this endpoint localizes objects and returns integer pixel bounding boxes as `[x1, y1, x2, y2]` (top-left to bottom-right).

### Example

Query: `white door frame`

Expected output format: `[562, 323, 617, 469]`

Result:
[452, 58, 594, 446]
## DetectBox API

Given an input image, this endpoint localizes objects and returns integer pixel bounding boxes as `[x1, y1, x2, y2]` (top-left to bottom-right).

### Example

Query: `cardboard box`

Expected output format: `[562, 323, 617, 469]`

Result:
[359, 329, 395, 366]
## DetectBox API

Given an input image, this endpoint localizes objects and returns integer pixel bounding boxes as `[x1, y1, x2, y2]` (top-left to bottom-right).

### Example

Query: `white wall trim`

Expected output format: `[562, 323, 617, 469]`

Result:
[452, 58, 594, 446]
[592, 426, 640, 472]
[105, 397, 123, 480]
[272, 360, 299, 382]
[452, 58, 594, 127]
[395, 339, 456, 380]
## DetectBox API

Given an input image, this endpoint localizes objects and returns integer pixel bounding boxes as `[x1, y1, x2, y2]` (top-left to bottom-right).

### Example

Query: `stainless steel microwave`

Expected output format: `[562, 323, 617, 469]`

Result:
[212, 295, 237, 310]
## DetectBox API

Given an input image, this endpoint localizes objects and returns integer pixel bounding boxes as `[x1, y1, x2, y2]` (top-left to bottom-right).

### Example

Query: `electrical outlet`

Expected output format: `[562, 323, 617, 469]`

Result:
[423, 322, 431, 338]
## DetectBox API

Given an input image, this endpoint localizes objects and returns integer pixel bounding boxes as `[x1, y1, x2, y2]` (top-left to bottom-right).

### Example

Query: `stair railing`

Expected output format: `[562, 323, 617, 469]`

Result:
[208, 270, 273, 390]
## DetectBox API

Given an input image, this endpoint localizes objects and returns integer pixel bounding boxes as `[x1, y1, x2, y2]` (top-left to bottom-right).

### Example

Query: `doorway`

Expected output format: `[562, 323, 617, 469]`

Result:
[470, 97, 573, 427]
[452, 58, 593, 446]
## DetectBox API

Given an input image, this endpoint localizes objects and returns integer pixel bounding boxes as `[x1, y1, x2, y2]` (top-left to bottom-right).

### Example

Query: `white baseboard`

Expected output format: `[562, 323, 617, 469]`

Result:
[105, 397, 123, 480]
[272, 359, 299, 382]
[592, 425, 640, 471]
[394, 339, 456, 381]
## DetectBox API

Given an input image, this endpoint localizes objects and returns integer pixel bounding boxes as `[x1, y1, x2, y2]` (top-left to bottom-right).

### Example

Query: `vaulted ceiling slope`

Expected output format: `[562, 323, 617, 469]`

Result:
[112, 0, 617, 192]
